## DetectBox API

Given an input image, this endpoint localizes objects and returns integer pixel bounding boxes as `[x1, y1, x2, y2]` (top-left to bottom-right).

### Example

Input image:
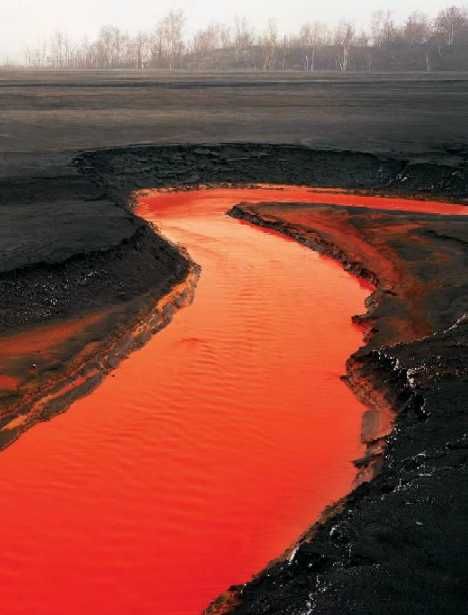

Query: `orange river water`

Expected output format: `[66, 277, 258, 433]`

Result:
[0, 187, 465, 615]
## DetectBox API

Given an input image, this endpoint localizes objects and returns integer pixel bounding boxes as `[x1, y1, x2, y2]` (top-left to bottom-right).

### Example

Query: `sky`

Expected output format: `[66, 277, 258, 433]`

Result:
[1, 0, 457, 62]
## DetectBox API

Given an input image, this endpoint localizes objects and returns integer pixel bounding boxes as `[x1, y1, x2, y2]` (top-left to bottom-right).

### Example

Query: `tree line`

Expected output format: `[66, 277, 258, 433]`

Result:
[22, 6, 468, 72]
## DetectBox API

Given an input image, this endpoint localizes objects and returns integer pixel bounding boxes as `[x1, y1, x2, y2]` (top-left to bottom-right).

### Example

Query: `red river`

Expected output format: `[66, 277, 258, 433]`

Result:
[0, 187, 464, 614]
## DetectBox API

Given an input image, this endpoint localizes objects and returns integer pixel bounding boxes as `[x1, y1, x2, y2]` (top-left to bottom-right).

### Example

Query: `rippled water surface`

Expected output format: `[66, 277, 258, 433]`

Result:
[1, 186, 441, 615]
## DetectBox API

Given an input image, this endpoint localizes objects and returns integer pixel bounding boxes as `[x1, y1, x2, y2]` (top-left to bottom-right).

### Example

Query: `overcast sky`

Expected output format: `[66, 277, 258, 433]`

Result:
[1, 0, 456, 61]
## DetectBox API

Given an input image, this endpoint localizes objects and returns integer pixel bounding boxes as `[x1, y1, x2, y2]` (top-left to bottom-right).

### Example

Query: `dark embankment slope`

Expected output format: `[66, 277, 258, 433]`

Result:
[205, 202, 468, 615]
[75, 143, 468, 201]
[0, 181, 189, 333]
[0, 149, 192, 449]
[229, 203, 468, 346]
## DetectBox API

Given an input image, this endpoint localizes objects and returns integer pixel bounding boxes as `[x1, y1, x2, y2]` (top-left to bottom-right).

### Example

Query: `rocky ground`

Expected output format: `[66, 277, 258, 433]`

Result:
[1, 71, 467, 613]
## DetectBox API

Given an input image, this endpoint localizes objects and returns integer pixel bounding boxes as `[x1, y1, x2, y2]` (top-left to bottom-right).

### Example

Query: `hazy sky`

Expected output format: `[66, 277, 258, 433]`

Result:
[1, 0, 454, 61]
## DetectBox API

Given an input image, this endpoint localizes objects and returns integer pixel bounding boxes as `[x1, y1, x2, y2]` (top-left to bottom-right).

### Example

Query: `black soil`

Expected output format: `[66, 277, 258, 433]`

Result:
[0, 157, 190, 334]
[3, 70, 468, 156]
[213, 318, 468, 614]
[1, 72, 468, 615]
[0, 224, 187, 333]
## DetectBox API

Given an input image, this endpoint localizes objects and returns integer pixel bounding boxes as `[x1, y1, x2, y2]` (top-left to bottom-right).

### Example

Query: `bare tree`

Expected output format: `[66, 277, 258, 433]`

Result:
[372, 10, 400, 47]
[219, 24, 232, 49]
[21, 6, 468, 73]
[192, 23, 222, 55]
[49, 31, 74, 68]
[435, 6, 468, 46]
[335, 21, 355, 71]
[404, 11, 431, 46]
[133, 32, 150, 70]
[153, 10, 185, 70]
[93, 26, 129, 68]
[233, 17, 255, 51]
[299, 22, 326, 72]
[261, 19, 278, 70]
[277, 34, 290, 71]
[354, 30, 373, 72]
[403, 11, 433, 72]
[191, 23, 226, 69]
[25, 39, 49, 67]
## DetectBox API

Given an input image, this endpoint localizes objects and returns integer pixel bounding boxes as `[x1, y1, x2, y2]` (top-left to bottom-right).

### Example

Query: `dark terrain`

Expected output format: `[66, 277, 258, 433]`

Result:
[2, 70, 468, 155]
[0, 71, 467, 613]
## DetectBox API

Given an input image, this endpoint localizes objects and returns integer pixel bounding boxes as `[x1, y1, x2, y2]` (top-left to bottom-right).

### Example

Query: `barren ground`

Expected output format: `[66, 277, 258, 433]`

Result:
[1, 70, 468, 156]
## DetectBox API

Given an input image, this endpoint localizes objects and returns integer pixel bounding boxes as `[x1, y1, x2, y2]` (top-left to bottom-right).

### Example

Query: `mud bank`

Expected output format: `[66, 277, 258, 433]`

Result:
[1, 144, 468, 613]
[0, 264, 199, 451]
[0, 151, 193, 437]
[229, 202, 468, 347]
[75, 143, 468, 201]
[0, 191, 195, 445]
[206, 202, 468, 614]
[0, 192, 191, 334]
[4, 143, 468, 333]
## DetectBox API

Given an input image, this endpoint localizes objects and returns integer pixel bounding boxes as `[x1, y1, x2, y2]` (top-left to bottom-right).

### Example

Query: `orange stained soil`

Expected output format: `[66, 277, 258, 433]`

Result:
[0, 186, 463, 615]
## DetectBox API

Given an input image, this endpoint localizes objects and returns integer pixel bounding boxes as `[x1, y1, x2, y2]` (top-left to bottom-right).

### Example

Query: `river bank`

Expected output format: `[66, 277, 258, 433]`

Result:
[211, 200, 467, 614]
